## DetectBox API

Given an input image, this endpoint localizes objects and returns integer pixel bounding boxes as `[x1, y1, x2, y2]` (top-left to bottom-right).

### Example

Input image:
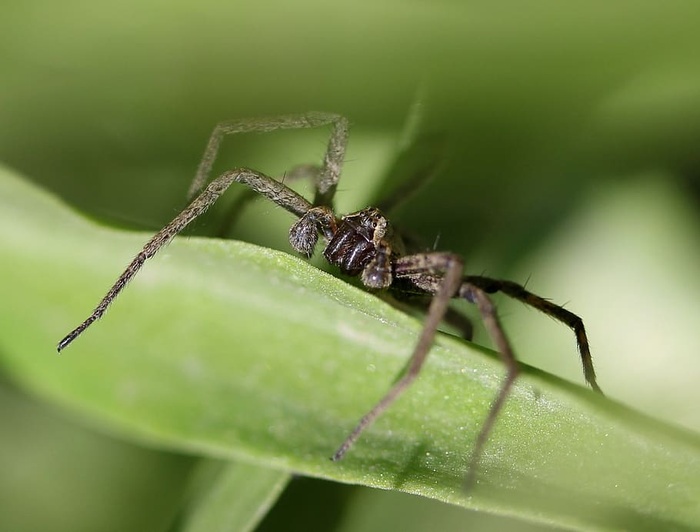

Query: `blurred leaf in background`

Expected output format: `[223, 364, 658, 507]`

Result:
[1, 1, 700, 531]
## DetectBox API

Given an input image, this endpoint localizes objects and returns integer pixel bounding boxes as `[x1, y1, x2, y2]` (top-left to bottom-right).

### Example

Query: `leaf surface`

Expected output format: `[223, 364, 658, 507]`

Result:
[1, 167, 698, 531]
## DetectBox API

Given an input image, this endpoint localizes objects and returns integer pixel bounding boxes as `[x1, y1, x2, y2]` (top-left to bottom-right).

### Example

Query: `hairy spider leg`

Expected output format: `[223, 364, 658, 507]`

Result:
[333, 253, 601, 487]
[393, 271, 601, 392]
[58, 113, 350, 352]
[217, 164, 322, 238]
[191, 112, 347, 236]
[456, 276, 603, 485]
[381, 268, 600, 484]
[463, 276, 600, 393]
[332, 252, 464, 461]
[189, 112, 349, 208]
[56, 170, 313, 352]
[358, 263, 520, 486]
[332, 252, 522, 486]
[457, 282, 520, 487]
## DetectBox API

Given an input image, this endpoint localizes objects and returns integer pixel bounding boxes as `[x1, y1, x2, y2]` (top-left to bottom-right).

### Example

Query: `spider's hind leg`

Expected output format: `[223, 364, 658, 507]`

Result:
[457, 281, 520, 486]
[390, 266, 522, 486]
[332, 252, 464, 462]
[464, 275, 601, 393]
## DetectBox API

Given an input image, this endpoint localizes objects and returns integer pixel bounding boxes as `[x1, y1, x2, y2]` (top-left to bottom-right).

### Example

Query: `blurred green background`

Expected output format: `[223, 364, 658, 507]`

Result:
[1, 1, 700, 531]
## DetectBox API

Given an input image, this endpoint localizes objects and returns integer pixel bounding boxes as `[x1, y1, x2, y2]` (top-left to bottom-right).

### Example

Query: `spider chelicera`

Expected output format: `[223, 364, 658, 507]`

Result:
[57, 112, 602, 484]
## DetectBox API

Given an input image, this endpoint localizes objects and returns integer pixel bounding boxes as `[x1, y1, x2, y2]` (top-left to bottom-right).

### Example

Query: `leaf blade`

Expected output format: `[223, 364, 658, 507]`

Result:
[1, 166, 699, 530]
[183, 460, 290, 532]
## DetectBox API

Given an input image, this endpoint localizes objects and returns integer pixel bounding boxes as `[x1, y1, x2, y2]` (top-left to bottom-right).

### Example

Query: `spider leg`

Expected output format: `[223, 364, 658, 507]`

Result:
[379, 265, 520, 485]
[217, 163, 321, 238]
[458, 281, 520, 487]
[463, 275, 601, 393]
[188, 112, 349, 208]
[439, 305, 474, 341]
[57, 169, 312, 352]
[383, 293, 474, 341]
[332, 252, 463, 461]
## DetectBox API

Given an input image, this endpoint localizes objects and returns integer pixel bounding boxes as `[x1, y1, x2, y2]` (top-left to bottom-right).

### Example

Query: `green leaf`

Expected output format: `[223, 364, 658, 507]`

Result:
[0, 379, 194, 532]
[182, 460, 290, 532]
[1, 167, 699, 531]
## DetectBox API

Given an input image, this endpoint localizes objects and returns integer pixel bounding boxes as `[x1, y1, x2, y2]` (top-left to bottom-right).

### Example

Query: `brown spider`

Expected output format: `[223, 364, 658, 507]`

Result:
[57, 112, 602, 484]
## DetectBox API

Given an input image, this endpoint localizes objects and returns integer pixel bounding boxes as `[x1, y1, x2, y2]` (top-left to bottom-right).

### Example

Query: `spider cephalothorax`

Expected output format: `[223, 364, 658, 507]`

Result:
[325, 208, 400, 288]
[58, 112, 601, 484]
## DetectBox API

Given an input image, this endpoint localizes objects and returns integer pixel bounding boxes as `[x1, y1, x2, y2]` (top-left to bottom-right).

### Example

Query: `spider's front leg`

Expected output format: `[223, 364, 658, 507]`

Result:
[190, 112, 349, 237]
[58, 112, 351, 351]
[188, 112, 349, 209]
[216, 164, 323, 238]
[57, 169, 314, 351]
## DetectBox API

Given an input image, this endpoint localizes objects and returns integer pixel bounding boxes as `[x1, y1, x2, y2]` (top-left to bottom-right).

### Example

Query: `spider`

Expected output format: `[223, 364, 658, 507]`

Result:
[57, 112, 602, 484]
